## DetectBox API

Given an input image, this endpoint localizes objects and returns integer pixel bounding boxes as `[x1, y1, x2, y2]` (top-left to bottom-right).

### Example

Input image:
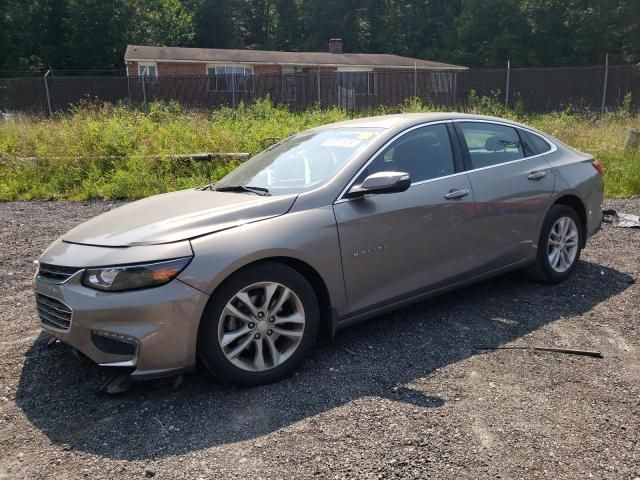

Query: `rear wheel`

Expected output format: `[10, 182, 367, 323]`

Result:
[526, 204, 583, 283]
[198, 262, 320, 386]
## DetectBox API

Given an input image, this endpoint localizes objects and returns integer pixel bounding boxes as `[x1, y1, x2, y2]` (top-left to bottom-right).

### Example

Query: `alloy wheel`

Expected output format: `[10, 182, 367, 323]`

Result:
[217, 282, 306, 372]
[547, 216, 579, 273]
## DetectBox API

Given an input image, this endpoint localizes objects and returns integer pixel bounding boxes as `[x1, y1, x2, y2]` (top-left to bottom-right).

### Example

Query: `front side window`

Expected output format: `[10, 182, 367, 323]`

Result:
[215, 128, 382, 195]
[459, 122, 524, 169]
[207, 66, 253, 92]
[354, 124, 455, 185]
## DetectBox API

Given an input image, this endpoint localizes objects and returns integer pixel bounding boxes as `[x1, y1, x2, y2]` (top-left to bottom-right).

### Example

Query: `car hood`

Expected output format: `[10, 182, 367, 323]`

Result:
[63, 189, 298, 247]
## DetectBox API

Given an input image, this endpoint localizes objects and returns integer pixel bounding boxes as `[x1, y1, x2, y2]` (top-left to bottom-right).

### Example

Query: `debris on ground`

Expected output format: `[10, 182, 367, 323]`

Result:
[603, 209, 640, 228]
[475, 345, 603, 358]
[339, 346, 360, 356]
[99, 372, 132, 394]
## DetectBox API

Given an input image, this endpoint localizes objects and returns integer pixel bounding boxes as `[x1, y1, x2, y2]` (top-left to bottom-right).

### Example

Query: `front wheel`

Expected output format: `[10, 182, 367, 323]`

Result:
[526, 204, 583, 283]
[197, 262, 320, 386]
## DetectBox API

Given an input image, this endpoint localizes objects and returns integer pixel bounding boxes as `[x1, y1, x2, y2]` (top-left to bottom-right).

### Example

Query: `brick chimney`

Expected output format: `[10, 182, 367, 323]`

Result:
[328, 38, 343, 54]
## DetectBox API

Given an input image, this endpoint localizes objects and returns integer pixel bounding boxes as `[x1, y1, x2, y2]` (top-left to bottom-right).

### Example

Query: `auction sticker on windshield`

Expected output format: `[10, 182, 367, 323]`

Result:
[321, 138, 363, 148]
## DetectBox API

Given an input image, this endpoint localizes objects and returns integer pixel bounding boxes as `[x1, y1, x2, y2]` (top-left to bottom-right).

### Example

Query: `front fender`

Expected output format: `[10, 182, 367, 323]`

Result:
[178, 206, 348, 316]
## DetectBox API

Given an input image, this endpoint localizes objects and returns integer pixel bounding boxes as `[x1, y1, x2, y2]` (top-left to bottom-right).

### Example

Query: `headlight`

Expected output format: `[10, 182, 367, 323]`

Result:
[82, 257, 192, 292]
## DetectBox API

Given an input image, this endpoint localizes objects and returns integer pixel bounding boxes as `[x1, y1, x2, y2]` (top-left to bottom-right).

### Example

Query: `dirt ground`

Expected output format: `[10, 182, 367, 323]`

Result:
[0, 199, 638, 480]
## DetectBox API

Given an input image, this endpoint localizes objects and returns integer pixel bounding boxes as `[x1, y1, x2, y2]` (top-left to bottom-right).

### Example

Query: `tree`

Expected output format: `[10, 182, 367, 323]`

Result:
[1, 0, 640, 73]
[192, 0, 242, 48]
[454, 0, 532, 66]
[1, 0, 56, 72]
[273, 0, 300, 50]
[62, 0, 131, 70]
[394, 0, 461, 59]
[239, 0, 276, 48]
[298, 0, 367, 52]
[127, 0, 195, 47]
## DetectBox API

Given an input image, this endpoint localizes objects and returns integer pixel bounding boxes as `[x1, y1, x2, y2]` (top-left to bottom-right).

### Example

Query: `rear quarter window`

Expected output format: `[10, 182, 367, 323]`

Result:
[519, 130, 553, 156]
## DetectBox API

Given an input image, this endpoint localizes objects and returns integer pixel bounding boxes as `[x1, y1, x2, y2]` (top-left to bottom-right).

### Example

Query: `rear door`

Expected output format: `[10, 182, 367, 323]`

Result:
[333, 122, 478, 314]
[455, 121, 555, 271]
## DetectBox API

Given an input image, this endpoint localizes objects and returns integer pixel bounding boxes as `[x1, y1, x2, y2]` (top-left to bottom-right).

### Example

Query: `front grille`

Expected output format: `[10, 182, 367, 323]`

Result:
[37, 263, 81, 283]
[36, 293, 72, 331]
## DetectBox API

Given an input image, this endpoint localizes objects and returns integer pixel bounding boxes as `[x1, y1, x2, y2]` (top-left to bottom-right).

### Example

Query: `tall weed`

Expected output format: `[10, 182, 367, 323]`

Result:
[1, 98, 638, 199]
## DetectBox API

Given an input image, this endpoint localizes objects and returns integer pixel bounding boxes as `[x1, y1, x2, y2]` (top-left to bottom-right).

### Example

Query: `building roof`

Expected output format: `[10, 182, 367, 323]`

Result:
[124, 45, 467, 71]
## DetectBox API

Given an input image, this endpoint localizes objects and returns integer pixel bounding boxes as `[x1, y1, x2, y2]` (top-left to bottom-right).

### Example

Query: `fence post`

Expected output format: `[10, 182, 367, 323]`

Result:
[504, 59, 511, 108]
[232, 73, 236, 110]
[413, 62, 417, 97]
[43, 70, 53, 117]
[316, 70, 321, 106]
[601, 53, 609, 114]
[141, 73, 148, 113]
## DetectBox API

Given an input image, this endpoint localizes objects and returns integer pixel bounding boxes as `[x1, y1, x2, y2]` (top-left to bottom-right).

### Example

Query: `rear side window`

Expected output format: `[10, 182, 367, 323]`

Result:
[355, 124, 455, 184]
[519, 130, 552, 156]
[459, 122, 524, 169]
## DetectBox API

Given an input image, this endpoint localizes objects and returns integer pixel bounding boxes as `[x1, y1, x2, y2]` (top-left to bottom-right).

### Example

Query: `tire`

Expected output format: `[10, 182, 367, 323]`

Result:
[526, 204, 583, 283]
[197, 262, 320, 386]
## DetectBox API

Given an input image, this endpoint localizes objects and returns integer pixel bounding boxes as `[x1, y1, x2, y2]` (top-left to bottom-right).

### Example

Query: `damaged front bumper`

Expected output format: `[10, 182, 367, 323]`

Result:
[34, 240, 209, 380]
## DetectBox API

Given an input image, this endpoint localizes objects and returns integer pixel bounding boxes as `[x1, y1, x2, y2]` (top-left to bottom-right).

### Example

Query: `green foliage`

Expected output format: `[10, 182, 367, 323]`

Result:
[455, 0, 530, 65]
[2, 0, 639, 72]
[127, 0, 195, 46]
[62, 0, 132, 70]
[467, 90, 509, 117]
[0, 99, 638, 200]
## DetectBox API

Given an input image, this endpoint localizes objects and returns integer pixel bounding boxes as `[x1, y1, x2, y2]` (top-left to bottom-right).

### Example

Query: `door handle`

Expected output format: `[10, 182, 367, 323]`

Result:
[444, 188, 470, 200]
[528, 171, 547, 180]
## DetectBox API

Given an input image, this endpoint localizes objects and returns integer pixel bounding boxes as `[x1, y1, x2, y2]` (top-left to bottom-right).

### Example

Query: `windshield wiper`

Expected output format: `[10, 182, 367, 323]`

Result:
[213, 185, 271, 196]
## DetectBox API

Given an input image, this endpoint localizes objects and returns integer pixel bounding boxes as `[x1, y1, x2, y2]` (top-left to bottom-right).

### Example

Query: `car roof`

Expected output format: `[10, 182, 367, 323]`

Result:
[321, 112, 529, 131]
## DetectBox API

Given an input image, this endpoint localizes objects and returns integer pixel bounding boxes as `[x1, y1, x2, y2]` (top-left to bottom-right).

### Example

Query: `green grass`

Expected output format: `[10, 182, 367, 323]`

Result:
[1, 97, 638, 200]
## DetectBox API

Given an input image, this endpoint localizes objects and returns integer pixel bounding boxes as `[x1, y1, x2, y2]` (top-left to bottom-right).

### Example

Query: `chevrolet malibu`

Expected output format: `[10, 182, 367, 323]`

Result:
[34, 113, 604, 385]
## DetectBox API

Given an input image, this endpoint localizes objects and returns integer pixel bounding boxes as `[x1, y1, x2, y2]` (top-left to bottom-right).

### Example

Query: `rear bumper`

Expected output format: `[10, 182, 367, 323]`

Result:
[589, 210, 603, 239]
[34, 271, 209, 380]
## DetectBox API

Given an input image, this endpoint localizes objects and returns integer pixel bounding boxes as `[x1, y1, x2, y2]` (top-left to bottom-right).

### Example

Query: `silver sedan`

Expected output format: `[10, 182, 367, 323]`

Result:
[34, 113, 604, 385]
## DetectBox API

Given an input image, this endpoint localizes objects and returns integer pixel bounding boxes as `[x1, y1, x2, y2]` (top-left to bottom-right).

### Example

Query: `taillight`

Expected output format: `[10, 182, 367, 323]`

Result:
[591, 159, 603, 175]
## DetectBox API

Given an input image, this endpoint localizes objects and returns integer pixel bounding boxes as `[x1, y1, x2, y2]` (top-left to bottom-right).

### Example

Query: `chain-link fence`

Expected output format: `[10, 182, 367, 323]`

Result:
[1, 64, 639, 116]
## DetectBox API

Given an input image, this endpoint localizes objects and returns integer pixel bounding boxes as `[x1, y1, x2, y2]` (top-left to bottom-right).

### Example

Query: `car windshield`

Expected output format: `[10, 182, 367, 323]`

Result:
[214, 128, 382, 195]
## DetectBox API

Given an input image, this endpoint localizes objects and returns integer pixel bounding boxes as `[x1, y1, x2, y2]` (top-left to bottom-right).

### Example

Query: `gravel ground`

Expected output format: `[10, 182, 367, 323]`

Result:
[0, 199, 638, 480]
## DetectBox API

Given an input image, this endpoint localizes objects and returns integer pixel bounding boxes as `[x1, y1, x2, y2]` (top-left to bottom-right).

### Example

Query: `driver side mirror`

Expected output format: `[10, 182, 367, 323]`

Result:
[347, 171, 411, 198]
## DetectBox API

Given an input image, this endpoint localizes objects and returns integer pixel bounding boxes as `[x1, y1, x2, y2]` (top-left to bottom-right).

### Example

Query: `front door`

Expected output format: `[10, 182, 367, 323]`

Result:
[334, 123, 477, 314]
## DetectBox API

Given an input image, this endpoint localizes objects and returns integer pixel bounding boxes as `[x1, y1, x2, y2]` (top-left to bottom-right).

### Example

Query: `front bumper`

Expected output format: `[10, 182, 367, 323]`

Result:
[34, 268, 209, 380]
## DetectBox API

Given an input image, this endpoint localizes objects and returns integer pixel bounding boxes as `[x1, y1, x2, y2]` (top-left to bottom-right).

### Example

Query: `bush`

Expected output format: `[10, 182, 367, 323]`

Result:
[0, 98, 638, 199]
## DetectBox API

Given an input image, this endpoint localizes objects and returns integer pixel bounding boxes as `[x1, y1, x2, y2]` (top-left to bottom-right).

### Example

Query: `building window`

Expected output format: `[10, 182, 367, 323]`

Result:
[138, 63, 157, 82]
[207, 65, 253, 92]
[280, 67, 302, 102]
[337, 71, 375, 96]
[429, 72, 453, 92]
[281, 75, 300, 102]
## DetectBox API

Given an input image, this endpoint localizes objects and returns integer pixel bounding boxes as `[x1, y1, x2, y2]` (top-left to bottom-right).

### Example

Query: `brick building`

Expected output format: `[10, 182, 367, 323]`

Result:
[123, 40, 467, 109]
